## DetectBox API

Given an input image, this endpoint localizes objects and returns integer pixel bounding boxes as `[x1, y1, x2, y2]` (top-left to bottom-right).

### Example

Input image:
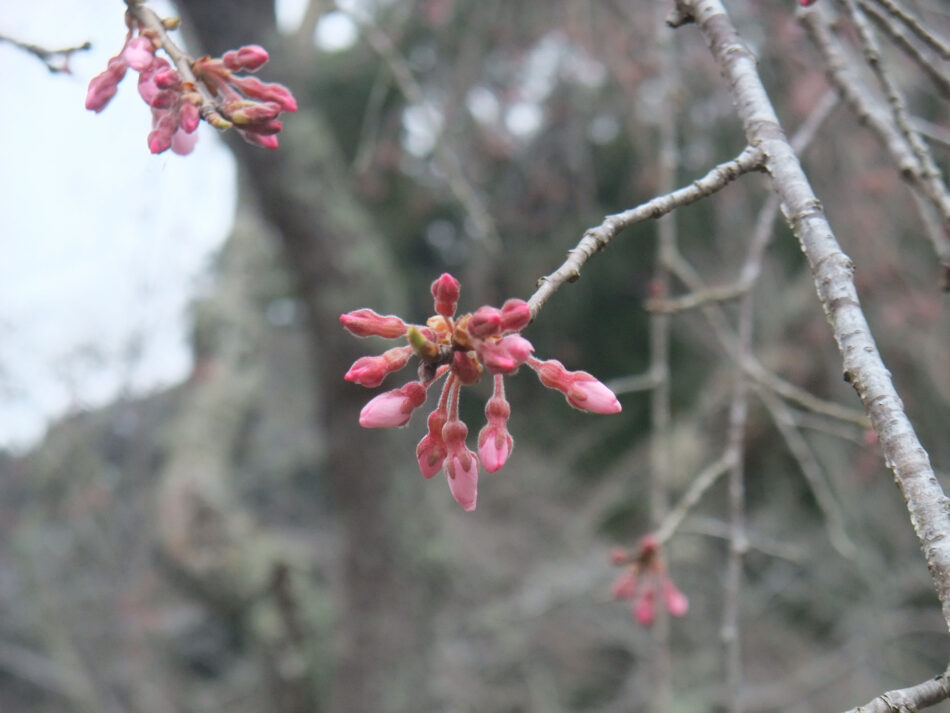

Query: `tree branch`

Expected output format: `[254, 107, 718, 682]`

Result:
[528, 146, 764, 316]
[839, 666, 950, 713]
[677, 0, 950, 632]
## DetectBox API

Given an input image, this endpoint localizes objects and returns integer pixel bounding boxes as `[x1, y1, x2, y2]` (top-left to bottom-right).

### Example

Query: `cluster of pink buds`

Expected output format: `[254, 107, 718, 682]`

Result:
[341, 273, 622, 512]
[610, 535, 689, 626]
[85, 7, 296, 154]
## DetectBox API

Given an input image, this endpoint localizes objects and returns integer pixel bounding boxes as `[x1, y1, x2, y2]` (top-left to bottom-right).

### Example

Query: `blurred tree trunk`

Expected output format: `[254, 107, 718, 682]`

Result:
[171, 4, 436, 712]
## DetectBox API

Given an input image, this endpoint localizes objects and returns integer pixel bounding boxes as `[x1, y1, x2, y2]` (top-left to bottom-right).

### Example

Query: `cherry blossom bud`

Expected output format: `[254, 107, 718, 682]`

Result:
[445, 449, 479, 511]
[478, 334, 534, 374]
[222, 44, 270, 72]
[154, 68, 182, 90]
[229, 101, 282, 125]
[530, 359, 621, 414]
[122, 36, 155, 71]
[231, 75, 298, 112]
[179, 101, 200, 133]
[468, 306, 503, 338]
[416, 409, 448, 478]
[170, 127, 199, 156]
[359, 381, 427, 428]
[137, 60, 169, 106]
[85, 57, 127, 112]
[635, 588, 657, 626]
[610, 571, 637, 599]
[477, 422, 512, 474]
[238, 130, 280, 149]
[500, 299, 531, 332]
[478, 381, 513, 473]
[345, 346, 412, 387]
[451, 351, 482, 385]
[441, 418, 479, 510]
[663, 580, 689, 617]
[340, 309, 409, 338]
[431, 273, 461, 317]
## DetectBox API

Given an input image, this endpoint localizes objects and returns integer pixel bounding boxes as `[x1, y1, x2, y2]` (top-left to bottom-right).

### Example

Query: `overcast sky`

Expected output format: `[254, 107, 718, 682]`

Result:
[0, 0, 366, 451]
[0, 0, 237, 450]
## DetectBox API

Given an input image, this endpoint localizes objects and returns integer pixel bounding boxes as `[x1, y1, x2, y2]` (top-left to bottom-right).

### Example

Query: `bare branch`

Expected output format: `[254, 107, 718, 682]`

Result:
[528, 146, 764, 316]
[840, 0, 950, 225]
[757, 386, 857, 558]
[678, 0, 950, 632]
[654, 452, 736, 545]
[860, 0, 950, 99]
[801, 7, 950, 270]
[0, 34, 90, 73]
[838, 666, 950, 713]
[869, 0, 950, 58]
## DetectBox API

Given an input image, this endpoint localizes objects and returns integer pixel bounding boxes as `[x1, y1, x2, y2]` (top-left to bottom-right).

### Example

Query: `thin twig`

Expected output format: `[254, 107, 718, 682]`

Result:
[528, 146, 765, 316]
[605, 370, 663, 395]
[757, 386, 858, 558]
[801, 7, 950, 272]
[343, 7, 502, 252]
[860, 0, 950, 99]
[0, 34, 90, 73]
[841, 0, 950, 237]
[654, 452, 736, 545]
[869, 0, 950, 58]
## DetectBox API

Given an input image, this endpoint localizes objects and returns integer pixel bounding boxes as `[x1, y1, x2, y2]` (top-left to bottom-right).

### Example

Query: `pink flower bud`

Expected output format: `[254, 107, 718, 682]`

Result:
[416, 410, 448, 478]
[610, 571, 637, 599]
[445, 448, 479, 511]
[137, 60, 169, 106]
[170, 127, 199, 156]
[477, 423, 512, 473]
[530, 359, 621, 414]
[359, 381, 427, 428]
[451, 351, 482, 385]
[147, 111, 177, 154]
[231, 75, 298, 112]
[229, 101, 282, 125]
[468, 306, 503, 338]
[477, 334, 534, 374]
[344, 347, 412, 387]
[85, 57, 127, 112]
[663, 580, 689, 617]
[122, 36, 155, 71]
[222, 44, 270, 72]
[635, 588, 657, 626]
[238, 130, 280, 149]
[340, 309, 409, 338]
[431, 273, 461, 318]
[154, 68, 182, 90]
[500, 299, 531, 332]
[179, 101, 200, 133]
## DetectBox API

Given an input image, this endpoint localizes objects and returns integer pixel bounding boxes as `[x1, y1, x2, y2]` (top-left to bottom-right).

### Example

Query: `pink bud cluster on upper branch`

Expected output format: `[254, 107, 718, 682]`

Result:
[85, 8, 296, 155]
[341, 273, 622, 512]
